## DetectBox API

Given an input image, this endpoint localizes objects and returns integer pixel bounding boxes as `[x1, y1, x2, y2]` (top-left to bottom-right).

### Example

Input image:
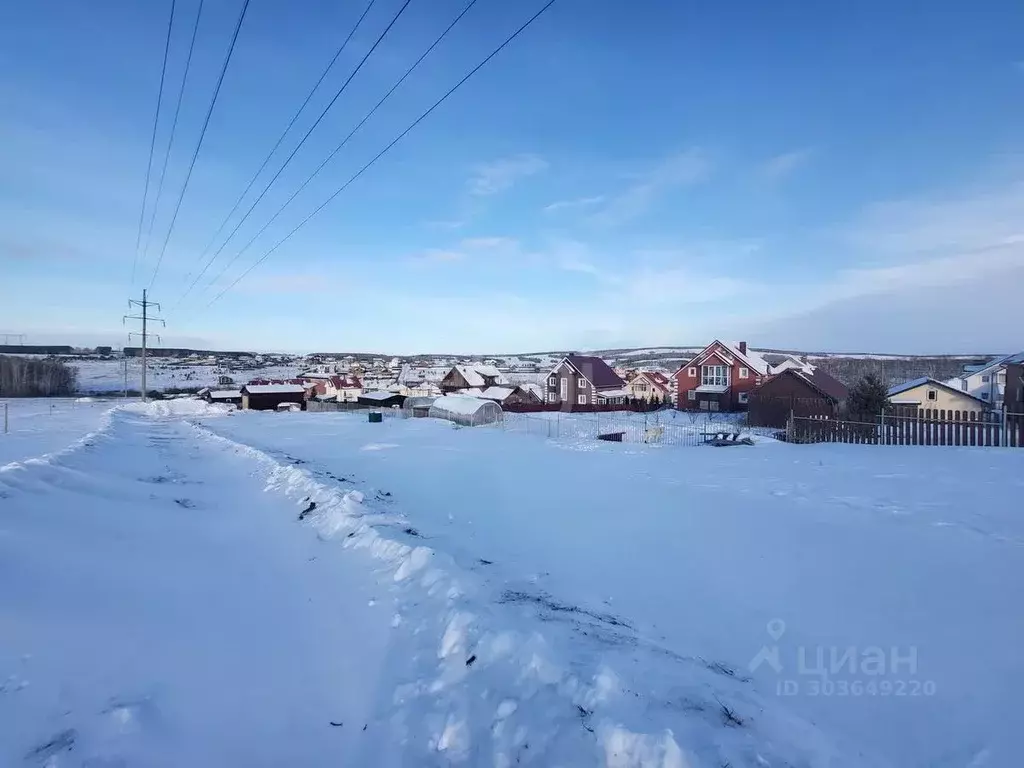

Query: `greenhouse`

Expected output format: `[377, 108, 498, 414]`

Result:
[427, 395, 503, 427]
[401, 396, 437, 418]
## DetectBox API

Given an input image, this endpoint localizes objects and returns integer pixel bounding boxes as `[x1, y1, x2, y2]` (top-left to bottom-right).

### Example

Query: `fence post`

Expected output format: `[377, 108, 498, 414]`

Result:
[3, 403, 7, 434]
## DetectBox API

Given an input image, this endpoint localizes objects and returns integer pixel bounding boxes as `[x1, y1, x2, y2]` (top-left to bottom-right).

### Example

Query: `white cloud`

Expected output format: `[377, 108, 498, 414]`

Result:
[543, 195, 606, 214]
[758, 147, 815, 181]
[590, 149, 710, 227]
[467, 154, 548, 196]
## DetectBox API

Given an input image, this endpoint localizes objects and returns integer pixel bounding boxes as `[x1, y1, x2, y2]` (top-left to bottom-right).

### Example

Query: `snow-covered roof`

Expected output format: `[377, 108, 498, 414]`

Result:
[359, 390, 401, 401]
[595, 387, 631, 399]
[430, 395, 499, 415]
[971, 352, 1024, 376]
[887, 377, 986, 403]
[479, 386, 516, 401]
[720, 341, 770, 375]
[770, 356, 815, 375]
[243, 384, 305, 394]
[453, 364, 507, 387]
[209, 390, 241, 399]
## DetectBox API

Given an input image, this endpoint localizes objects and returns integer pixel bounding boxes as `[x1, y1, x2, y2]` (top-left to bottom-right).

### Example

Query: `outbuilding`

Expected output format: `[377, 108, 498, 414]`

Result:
[357, 391, 406, 408]
[206, 389, 242, 408]
[241, 383, 306, 411]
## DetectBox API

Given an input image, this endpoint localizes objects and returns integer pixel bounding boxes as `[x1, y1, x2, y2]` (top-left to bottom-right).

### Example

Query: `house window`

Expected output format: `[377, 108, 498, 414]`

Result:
[927, 390, 937, 401]
[687, 367, 696, 377]
[687, 390, 697, 401]
[701, 365, 728, 387]
[578, 377, 586, 389]
[699, 400, 709, 410]
[548, 376, 556, 386]
[739, 367, 749, 379]
[982, 375, 990, 383]
[560, 378, 567, 400]
[577, 394, 587, 405]
[982, 392, 990, 400]
[548, 392, 556, 403]
[738, 391, 749, 404]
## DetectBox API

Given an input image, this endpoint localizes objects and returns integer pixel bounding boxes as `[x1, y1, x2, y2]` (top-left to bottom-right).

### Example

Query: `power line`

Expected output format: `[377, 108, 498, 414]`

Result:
[208, 0, 559, 306]
[141, 0, 206, 262]
[148, 0, 251, 291]
[131, 0, 177, 287]
[175, 0, 414, 306]
[197, 0, 481, 300]
[172, 0, 378, 306]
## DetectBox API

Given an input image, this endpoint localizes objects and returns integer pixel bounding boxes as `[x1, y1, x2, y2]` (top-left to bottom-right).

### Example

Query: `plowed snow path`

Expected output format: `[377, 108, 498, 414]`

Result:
[0, 409, 391, 767]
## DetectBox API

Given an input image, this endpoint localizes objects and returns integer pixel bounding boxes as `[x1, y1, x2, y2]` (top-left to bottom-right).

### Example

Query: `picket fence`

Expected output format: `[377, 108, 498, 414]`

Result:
[789, 409, 1024, 448]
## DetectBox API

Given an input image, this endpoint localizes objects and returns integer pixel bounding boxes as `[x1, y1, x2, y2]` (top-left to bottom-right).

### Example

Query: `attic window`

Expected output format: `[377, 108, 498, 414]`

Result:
[548, 376, 556, 386]
[739, 367, 749, 379]
[927, 390, 937, 401]
[687, 367, 696, 377]
[578, 377, 586, 389]
[982, 375, 990, 383]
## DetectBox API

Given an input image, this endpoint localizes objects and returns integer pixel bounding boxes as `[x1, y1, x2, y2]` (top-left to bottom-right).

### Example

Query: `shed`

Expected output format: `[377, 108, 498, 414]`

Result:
[241, 383, 306, 411]
[428, 395, 503, 426]
[207, 389, 242, 408]
[357, 391, 407, 408]
[748, 369, 848, 427]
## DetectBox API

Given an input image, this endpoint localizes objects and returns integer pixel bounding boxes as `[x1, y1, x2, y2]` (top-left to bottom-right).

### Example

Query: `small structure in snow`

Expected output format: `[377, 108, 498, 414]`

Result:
[206, 389, 242, 408]
[357, 391, 406, 408]
[241, 383, 306, 411]
[401, 396, 437, 418]
[428, 395, 503, 427]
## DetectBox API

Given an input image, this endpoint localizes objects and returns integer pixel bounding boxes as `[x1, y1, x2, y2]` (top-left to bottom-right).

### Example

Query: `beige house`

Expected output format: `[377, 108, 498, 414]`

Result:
[887, 377, 989, 414]
[627, 371, 672, 402]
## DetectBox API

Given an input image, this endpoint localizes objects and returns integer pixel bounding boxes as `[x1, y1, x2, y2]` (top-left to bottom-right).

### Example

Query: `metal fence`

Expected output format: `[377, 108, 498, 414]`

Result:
[788, 410, 1024, 448]
[503, 409, 769, 447]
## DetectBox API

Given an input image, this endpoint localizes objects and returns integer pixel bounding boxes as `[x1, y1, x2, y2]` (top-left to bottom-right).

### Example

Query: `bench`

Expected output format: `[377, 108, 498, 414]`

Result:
[700, 431, 753, 447]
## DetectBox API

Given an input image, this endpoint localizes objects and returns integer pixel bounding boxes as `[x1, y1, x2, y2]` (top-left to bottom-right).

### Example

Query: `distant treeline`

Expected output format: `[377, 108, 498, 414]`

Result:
[0, 355, 78, 397]
[813, 357, 978, 387]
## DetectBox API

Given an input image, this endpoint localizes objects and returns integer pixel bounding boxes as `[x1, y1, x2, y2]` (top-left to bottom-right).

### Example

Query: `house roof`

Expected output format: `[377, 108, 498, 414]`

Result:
[451, 364, 507, 388]
[971, 352, 1024, 376]
[677, 340, 770, 376]
[694, 383, 730, 393]
[595, 387, 631, 399]
[243, 384, 305, 395]
[633, 371, 671, 393]
[359, 390, 403, 401]
[887, 377, 987, 403]
[209, 389, 241, 399]
[788, 368, 848, 402]
[478, 386, 517, 401]
[560, 354, 625, 389]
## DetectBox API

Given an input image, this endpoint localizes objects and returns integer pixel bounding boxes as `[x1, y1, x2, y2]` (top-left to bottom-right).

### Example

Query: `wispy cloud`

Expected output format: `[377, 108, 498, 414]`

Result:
[424, 219, 467, 231]
[467, 154, 548, 196]
[543, 195, 606, 214]
[758, 147, 816, 181]
[411, 236, 520, 266]
[590, 149, 710, 227]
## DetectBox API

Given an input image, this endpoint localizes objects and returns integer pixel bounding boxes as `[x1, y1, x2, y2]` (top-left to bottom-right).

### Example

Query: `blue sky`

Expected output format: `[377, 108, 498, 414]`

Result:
[1, 0, 1022, 354]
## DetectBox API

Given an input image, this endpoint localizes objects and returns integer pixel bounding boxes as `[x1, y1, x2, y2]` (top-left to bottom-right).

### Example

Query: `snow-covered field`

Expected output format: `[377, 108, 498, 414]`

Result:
[2, 402, 1023, 766]
[0, 397, 115, 467]
[73, 359, 300, 393]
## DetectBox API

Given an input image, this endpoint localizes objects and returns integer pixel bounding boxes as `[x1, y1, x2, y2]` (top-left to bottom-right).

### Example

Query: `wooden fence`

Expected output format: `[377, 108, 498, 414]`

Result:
[789, 410, 1024, 448]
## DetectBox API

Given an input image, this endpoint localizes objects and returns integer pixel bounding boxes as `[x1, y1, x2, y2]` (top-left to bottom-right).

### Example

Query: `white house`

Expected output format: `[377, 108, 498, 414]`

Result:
[962, 353, 1022, 408]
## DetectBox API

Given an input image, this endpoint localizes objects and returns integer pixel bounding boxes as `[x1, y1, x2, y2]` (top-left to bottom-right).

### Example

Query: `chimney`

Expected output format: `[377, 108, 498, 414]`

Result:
[738, 341, 747, 355]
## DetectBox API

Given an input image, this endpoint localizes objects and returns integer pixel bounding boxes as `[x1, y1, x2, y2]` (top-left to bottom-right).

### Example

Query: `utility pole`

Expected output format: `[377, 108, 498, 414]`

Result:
[124, 289, 164, 401]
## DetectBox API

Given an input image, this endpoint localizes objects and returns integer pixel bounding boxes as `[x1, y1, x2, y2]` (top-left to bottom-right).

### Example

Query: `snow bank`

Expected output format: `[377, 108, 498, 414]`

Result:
[120, 398, 233, 418]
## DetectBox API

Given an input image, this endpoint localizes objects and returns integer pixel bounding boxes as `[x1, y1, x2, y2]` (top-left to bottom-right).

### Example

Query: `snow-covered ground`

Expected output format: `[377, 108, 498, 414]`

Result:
[73, 359, 300, 393]
[3, 403, 1023, 766]
[0, 397, 115, 467]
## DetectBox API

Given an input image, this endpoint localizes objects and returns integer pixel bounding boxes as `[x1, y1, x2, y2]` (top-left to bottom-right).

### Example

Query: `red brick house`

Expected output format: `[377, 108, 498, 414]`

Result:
[673, 340, 770, 411]
[546, 354, 629, 408]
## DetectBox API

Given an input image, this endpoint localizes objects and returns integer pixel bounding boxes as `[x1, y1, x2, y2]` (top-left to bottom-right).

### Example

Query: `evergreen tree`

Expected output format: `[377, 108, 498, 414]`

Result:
[845, 373, 890, 420]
